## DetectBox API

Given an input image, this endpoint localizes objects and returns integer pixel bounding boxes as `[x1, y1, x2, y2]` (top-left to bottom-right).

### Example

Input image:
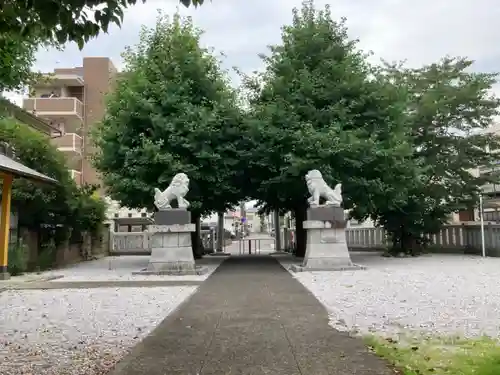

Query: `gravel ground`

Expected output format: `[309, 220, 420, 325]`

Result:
[43, 256, 223, 282]
[280, 252, 500, 339]
[0, 286, 196, 374]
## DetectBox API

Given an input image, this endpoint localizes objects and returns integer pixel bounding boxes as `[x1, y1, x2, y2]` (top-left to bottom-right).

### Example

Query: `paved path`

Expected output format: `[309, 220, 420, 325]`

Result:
[110, 255, 393, 375]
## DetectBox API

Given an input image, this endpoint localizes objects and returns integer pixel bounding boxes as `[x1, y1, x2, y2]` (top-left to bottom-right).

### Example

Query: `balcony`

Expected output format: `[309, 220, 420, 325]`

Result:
[482, 183, 500, 194]
[36, 73, 84, 87]
[51, 133, 83, 155]
[23, 97, 83, 120]
[70, 169, 82, 186]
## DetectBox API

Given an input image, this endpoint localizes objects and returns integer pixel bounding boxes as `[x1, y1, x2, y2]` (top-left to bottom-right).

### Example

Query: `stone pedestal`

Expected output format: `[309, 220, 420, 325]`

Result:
[290, 205, 364, 272]
[135, 209, 207, 275]
[153, 209, 191, 225]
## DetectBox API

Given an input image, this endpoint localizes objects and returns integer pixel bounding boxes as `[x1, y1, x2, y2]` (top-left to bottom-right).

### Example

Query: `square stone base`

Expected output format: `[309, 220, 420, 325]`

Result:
[290, 264, 365, 272]
[307, 205, 346, 228]
[0, 272, 10, 280]
[133, 266, 208, 276]
[153, 209, 191, 225]
[296, 220, 365, 272]
[145, 224, 198, 275]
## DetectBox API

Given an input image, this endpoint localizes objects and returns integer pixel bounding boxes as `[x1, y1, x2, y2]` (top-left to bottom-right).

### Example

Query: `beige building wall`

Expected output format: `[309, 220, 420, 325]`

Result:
[23, 57, 118, 192]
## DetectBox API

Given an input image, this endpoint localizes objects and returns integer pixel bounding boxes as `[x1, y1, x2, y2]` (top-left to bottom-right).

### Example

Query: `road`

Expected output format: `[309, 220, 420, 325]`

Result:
[225, 233, 276, 255]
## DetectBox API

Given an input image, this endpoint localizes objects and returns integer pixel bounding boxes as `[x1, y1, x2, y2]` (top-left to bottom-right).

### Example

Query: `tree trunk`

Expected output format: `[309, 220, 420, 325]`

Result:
[402, 235, 421, 256]
[389, 225, 422, 256]
[294, 206, 307, 258]
[191, 213, 202, 259]
[217, 211, 224, 252]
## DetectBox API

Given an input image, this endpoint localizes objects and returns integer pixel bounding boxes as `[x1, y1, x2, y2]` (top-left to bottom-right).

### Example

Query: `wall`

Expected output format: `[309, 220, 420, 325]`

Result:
[19, 227, 110, 270]
[82, 57, 117, 189]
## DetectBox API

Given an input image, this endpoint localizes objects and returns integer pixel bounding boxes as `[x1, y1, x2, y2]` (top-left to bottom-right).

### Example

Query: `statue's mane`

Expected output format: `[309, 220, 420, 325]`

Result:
[170, 173, 187, 188]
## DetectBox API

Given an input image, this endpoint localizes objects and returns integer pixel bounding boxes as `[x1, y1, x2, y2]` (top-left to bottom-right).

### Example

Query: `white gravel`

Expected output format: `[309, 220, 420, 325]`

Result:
[281, 252, 500, 339]
[42, 256, 223, 282]
[0, 286, 196, 374]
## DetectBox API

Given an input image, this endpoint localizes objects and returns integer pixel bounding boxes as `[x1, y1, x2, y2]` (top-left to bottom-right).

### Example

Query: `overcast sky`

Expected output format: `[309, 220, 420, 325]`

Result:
[5, 0, 500, 105]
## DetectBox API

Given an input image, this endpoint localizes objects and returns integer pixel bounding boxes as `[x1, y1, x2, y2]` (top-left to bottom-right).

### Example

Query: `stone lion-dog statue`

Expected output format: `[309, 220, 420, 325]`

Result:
[305, 169, 342, 207]
[153, 173, 190, 210]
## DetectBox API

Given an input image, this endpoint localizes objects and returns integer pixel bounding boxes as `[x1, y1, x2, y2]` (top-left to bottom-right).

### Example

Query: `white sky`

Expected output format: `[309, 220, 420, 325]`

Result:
[4, 0, 500, 105]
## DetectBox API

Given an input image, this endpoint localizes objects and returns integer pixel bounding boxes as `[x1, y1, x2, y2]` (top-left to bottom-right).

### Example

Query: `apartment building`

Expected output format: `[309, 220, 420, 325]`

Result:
[22, 57, 118, 188]
[0, 97, 61, 252]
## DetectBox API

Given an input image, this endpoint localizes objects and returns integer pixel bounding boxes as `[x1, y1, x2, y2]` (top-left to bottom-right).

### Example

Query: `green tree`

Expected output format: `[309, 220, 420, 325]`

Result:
[0, 117, 106, 268]
[242, 0, 413, 256]
[373, 58, 500, 254]
[93, 12, 246, 255]
[0, 34, 39, 92]
[1, 0, 205, 48]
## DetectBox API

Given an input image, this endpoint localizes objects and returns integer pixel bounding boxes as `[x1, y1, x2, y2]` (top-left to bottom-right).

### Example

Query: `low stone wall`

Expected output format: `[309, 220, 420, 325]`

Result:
[55, 242, 83, 266]
[19, 228, 109, 270]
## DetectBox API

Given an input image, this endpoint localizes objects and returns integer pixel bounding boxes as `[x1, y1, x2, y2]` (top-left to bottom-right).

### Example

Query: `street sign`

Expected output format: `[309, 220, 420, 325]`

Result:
[241, 217, 246, 223]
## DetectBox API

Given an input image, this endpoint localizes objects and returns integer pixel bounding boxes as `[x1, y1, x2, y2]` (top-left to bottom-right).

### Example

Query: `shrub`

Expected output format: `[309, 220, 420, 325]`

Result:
[8, 241, 28, 276]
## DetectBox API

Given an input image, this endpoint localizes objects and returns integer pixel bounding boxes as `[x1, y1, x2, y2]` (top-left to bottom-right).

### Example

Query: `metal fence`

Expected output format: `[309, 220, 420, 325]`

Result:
[237, 237, 276, 255]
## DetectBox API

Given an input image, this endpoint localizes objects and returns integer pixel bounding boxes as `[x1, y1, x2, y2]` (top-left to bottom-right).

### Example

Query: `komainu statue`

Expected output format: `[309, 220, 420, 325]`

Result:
[153, 173, 190, 210]
[305, 169, 342, 207]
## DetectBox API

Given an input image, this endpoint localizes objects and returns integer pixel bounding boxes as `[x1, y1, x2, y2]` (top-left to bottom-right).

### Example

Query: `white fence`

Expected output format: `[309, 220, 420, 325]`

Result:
[347, 223, 500, 256]
[111, 224, 500, 257]
[112, 229, 213, 255]
[112, 232, 150, 255]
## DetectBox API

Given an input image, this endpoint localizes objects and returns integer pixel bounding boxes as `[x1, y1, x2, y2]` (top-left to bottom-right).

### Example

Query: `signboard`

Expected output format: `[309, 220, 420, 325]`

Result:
[241, 217, 246, 223]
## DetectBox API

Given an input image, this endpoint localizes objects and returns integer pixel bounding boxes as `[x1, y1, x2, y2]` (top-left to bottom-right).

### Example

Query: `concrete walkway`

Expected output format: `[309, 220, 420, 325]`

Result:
[110, 255, 393, 375]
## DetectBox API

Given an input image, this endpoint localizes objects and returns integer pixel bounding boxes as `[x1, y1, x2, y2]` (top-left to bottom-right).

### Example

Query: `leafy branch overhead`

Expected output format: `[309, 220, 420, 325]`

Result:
[0, 0, 208, 48]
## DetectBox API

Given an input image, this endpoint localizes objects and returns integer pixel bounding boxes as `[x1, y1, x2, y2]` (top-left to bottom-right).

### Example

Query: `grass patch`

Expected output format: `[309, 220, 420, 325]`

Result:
[365, 333, 500, 375]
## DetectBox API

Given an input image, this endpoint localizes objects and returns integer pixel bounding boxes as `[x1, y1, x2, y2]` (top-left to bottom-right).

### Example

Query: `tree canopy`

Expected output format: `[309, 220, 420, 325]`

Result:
[0, 34, 40, 93]
[1, 0, 206, 48]
[94, 12, 246, 220]
[241, 1, 415, 255]
[367, 58, 500, 254]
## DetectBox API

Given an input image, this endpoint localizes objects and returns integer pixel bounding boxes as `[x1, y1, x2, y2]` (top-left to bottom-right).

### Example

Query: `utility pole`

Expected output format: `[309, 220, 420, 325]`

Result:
[239, 201, 246, 237]
[479, 194, 486, 257]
